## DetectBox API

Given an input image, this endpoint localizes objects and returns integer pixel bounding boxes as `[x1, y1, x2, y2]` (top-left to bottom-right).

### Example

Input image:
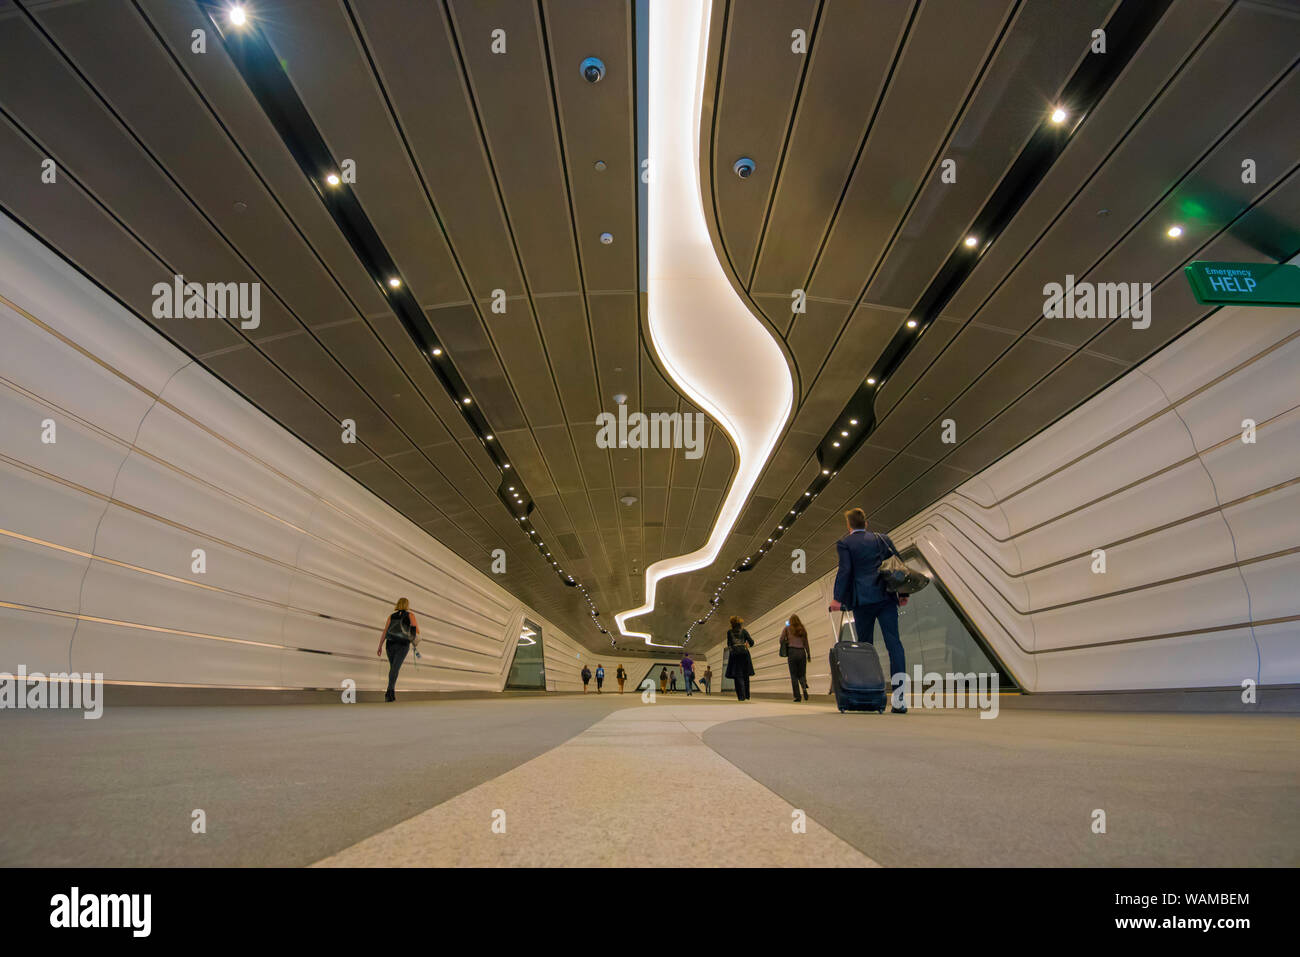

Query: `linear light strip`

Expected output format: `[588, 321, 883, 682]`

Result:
[614, 0, 794, 647]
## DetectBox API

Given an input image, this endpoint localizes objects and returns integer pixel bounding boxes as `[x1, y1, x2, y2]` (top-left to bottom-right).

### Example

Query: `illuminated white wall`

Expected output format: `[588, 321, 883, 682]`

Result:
[0, 211, 579, 694]
[708, 298, 1300, 694]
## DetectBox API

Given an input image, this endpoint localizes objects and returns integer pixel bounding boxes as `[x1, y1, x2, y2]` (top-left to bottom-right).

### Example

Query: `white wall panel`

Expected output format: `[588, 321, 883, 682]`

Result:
[734, 296, 1300, 693]
[0, 211, 580, 693]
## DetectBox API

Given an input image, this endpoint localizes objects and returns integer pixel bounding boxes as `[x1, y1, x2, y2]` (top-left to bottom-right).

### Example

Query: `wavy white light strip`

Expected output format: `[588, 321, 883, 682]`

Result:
[614, 0, 794, 647]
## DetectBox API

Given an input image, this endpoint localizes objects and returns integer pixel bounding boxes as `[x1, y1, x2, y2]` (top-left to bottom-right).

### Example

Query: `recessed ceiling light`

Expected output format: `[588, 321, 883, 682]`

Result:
[503, 464, 511, 469]
[228, 5, 248, 27]
[325, 173, 340, 187]
[387, 277, 401, 289]
[1050, 107, 1067, 124]
[866, 378, 876, 385]
[484, 434, 493, 441]
[840, 430, 848, 437]
[850, 418, 859, 425]
[964, 235, 978, 248]
[833, 441, 840, 447]
[822, 469, 829, 475]
[431, 346, 442, 356]
[1167, 225, 1184, 238]
[906, 319, 918, 329]
[599, 232, 614, 245]
[461, 397, 471, 404]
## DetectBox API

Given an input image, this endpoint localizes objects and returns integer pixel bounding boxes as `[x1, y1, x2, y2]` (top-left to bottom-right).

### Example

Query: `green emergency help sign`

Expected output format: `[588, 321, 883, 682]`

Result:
[1184, 261, 1300, 308]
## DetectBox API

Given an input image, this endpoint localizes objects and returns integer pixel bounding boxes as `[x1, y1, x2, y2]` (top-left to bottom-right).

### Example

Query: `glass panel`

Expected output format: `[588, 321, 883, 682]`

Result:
[894, 551, 1014, 688]
[628, 660, 707, 694]
[505, 619, 546, 690]
[834, 551, 1015, 690]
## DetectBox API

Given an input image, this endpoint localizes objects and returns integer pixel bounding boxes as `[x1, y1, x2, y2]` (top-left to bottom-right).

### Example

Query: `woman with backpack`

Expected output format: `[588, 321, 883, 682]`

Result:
[376, 598, 420, 702]
[595, 664, 606, 693]
[581, 664, 592, 692]
[724, 616, 755, 701]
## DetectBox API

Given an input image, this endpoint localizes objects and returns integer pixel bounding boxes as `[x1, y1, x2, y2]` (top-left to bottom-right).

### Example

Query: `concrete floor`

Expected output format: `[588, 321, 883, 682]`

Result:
[2, 694, 1296, 867]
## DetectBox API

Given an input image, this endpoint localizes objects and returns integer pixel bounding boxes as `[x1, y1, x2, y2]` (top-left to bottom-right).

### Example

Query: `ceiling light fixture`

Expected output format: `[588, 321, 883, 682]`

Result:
[387, 277, 401, 289]
[906, 319, 918, 329]
[325, 173, 340, 187]
[228, 5, 248, 27]
[1167, 225, 1184, 238]
[964, 236, 978, 248]
[431, 346, 442, 356]
[613, 0, 793, 650]
[1050, 107, 1067, 124]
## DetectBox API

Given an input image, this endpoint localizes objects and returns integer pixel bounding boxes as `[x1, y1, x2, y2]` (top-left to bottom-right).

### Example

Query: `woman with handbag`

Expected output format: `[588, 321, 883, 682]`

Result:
[779, 614, 811, 702]
[376, 598, 420, 702]
[724, 616, 755, 701]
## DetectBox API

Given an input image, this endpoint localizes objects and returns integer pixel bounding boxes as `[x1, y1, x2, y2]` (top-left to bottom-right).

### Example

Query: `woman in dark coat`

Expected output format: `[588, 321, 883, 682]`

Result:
[724, 616, 755, 701]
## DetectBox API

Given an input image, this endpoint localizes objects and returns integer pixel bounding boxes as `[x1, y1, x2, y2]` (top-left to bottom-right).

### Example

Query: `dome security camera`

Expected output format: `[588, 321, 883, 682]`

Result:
[733, 157, 756, 179]
[580, 57, 606, 84]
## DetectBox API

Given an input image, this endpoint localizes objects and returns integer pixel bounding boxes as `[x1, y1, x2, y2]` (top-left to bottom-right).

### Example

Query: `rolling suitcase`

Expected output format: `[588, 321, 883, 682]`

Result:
[828, 612, 888, 713]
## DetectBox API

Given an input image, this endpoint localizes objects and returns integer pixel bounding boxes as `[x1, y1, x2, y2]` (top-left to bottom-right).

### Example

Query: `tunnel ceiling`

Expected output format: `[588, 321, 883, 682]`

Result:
[0, 0, 1296, 650]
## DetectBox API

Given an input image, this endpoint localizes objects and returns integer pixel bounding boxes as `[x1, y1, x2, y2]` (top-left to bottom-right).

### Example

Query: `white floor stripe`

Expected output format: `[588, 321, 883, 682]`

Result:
[314, 701, 879, 867]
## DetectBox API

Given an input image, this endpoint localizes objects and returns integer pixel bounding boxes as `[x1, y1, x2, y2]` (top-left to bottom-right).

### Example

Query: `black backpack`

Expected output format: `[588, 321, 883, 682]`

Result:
[385, 610, 413, 642]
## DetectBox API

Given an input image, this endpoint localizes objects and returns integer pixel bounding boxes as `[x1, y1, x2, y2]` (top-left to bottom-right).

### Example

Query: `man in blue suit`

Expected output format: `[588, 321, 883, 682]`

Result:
[829, 507, 907, 713]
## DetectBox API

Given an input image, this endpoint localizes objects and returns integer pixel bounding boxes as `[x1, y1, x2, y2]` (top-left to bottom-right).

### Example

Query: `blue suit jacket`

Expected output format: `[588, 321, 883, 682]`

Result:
[833, 530, 901, 609]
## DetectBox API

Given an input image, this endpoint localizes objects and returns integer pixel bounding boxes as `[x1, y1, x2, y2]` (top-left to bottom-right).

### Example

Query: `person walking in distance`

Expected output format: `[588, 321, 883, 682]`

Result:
[595, 663, 605, 693]
[616, 664, 627, 693]
[830, 507, 908, 714]
[581, 664, 592, 693]
[660, 667, 669, 694]
[702, 665, 713, 695]
[376, 598, 420, 702]
[724, 617, 755, 701]
[780, 614, 812, 702]
[680, 652, 696, 696]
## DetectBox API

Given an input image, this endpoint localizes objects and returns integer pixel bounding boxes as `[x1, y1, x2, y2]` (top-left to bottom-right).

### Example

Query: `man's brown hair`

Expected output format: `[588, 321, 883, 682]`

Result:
[729, 616, 743, 629]
[845, 508, 867, 530]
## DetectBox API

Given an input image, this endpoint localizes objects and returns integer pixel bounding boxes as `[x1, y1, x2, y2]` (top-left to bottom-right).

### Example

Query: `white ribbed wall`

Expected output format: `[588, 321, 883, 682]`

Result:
[709, 296, 1300, 694]
[0, 212, 584, 694]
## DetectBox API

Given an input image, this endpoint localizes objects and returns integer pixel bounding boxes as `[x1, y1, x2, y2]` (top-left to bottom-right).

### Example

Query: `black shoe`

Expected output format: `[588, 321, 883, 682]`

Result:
[793, 697, 802, 703]
[385, 694, 395, 702]
[802, 691, 809, 701]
